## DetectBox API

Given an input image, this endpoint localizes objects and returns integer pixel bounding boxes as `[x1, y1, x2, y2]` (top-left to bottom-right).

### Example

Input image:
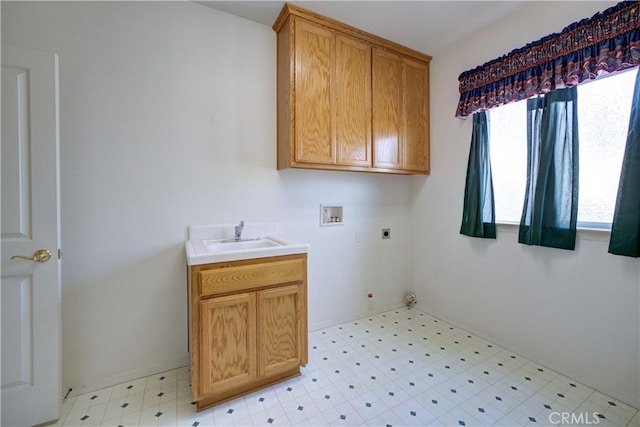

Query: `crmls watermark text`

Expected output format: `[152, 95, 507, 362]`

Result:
[549, 412, 602, 425]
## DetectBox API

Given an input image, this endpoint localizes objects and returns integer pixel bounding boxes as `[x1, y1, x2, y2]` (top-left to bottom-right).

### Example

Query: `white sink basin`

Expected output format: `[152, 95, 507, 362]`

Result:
[204, 238, 283, 253]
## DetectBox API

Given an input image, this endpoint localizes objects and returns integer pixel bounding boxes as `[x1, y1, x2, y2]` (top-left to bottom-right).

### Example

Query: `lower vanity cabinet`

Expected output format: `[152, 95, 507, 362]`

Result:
[188, 254, 308, 411]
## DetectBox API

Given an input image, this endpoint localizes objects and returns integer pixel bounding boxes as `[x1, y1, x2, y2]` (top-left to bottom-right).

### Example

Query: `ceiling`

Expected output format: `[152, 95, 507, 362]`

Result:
[196, 1, 529, 56]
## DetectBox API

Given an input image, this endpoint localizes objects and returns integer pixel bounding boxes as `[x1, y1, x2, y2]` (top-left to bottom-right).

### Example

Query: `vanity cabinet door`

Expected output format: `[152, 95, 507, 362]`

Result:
[199, 293, 257, 396]
[257, 284, 307, 377]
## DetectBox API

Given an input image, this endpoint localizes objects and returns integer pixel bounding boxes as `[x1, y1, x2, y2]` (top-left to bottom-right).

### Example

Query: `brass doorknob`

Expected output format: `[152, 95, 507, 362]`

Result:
[10, 249, 52, 263]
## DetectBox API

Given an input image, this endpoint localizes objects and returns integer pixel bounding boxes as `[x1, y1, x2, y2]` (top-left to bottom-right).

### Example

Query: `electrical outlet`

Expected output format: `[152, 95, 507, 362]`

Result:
[382, 228, 391, 239]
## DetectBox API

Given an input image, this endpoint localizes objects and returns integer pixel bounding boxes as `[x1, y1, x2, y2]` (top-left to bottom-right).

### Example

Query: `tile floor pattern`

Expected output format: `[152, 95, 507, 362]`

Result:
[57, 308, 640, 427]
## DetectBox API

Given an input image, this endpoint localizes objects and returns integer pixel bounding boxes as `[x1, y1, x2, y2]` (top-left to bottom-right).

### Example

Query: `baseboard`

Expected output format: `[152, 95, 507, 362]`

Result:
[309, 301, 405, 332]
[65, 304, 405, 399]
[66, 356, 190, 398]
[414, 304, 640, 409]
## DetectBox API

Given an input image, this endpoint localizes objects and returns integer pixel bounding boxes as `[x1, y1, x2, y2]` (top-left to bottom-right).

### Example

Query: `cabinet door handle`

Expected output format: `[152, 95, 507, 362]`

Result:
[10, 249, 52, 263]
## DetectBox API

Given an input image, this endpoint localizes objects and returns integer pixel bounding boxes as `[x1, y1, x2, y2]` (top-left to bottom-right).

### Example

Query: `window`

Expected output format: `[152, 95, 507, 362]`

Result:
[490, 69, 637, 229]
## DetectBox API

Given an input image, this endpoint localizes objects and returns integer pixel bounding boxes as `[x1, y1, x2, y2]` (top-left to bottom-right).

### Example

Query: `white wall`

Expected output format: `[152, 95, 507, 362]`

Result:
[410, 1, 640, 407]
[2, 1, 410, 394]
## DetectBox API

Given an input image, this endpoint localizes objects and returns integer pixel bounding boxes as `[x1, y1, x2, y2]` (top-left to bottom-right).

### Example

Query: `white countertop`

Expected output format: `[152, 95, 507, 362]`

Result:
[185, 223, 309, 266]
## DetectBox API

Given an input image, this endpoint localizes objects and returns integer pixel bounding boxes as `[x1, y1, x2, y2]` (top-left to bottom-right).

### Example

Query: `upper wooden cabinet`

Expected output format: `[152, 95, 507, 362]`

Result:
[274, 3, 431, 175]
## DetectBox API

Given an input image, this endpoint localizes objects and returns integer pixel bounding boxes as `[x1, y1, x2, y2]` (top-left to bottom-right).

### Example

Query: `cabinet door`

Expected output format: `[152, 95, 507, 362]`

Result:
[402, 58, 430, 172]
[199, 293, 257, 396]
[336, 35, 371, 166]
[257, 284, 307, 377]
[372, 48, 402, 169]
[294, 19, 336, 165]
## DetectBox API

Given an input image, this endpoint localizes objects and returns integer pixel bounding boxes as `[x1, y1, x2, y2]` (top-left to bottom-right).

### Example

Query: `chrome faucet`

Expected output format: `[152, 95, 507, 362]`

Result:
[234, 220, 245, 241]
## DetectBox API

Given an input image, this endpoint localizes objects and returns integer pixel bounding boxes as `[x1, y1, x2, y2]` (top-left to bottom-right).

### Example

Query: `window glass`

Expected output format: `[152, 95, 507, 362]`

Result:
[489, 100, 526, 224]
[489, 69, 636, 228]
[576, 69, 635, 226]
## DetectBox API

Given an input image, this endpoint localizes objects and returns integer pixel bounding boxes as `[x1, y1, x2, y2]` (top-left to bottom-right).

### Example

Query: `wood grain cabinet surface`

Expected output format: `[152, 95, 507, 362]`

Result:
[274, 3, 431, 175]
[188, 254, 308, 411]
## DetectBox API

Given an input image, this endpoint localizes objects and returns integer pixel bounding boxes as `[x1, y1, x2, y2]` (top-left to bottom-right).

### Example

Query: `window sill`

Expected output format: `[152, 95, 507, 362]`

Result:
[496, 222, 610, 242]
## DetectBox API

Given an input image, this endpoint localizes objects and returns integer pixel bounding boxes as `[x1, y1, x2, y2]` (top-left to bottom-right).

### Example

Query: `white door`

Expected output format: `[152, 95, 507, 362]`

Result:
[1, 44, 61, 427]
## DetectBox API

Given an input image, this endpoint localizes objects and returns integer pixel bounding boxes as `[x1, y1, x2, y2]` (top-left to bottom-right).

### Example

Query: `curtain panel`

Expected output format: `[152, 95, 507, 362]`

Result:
[460, 111, 497, 239]
[456, 1, 640, 119]
[609, 68, 640, 257]
[518, 88, 579, 250]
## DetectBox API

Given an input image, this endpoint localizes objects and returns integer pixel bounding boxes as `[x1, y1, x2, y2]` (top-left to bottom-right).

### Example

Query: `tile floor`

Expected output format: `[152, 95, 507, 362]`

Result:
[57, 307, 639, 427]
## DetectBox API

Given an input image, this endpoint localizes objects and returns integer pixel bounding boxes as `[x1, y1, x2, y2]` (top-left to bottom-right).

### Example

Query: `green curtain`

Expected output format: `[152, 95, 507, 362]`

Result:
[609, 68, 640, 257]
[460, 111, 496, 239]
[519, 87, 579, 250]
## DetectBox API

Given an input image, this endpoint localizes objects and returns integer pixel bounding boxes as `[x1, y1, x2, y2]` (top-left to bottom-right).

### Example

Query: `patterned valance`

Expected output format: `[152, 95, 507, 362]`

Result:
[456, 1, 640, 118]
